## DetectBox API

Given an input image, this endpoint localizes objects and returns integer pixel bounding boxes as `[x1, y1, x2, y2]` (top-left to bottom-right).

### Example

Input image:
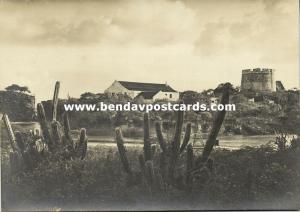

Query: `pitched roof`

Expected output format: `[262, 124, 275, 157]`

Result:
[118, 81, 177, 92]
[135, 91, 159, 100]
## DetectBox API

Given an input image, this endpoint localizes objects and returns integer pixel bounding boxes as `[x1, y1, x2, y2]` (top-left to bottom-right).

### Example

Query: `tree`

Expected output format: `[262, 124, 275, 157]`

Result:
[79, 92, 97, 100]
[231, 93, 248, 103]
[181, 90, 206, 104]
[242, 88, 256, 99]
[201, 89, 215, 97]
[214, 82, 237, 95]
[5, 84, 31, 93]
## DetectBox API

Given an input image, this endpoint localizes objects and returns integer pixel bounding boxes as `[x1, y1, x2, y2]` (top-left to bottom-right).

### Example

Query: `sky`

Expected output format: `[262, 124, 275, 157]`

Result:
[0, 0, 299, 102]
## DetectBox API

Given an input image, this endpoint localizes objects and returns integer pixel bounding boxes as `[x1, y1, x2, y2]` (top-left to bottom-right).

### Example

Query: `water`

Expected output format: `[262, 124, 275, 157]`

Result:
[215, 135, 275, 150]
[0, 121, 288, 150]
[0, 121, 41, 140]
[87, 135, 277, 150]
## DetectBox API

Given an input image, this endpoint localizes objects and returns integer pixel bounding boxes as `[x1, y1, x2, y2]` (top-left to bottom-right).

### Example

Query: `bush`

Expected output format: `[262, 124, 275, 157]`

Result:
[1, 142, 300, 210]
[121, 126, 143, 138]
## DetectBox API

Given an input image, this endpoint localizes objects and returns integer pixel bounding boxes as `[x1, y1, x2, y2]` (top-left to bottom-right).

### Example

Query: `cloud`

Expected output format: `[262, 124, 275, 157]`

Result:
[108, 1, 197, 46]
[0, 0, 198, 46]
[35, 19, 108, 44]
[0, 1, 111, 45]
[194, 21, 227, 56]
[0, 0, 298, 101]
[192, 0, 298, 59]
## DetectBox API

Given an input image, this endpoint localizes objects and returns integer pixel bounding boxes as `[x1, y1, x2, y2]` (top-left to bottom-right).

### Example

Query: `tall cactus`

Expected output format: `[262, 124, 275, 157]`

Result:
[155, 122, 167, 153]
[143, 113, 152, 161]
[154, 122, 168, 178]
[62, 112, 75, 152]
[15, 131, 25, 153]
[115, 84, 230, 190]
[172, 109, 184, 154]
[4, 81, 89, 175]
[138, 154, 145, 174]
[159, 152, 167, 179]
[63, 112, 71, 140]
[145, 160, 155, 187]
[197, 86, 230, 164]
[9, 151, 20, 175]
[168, 108, 184, 180]
[155, 109, 192, 182]
[52, 81, 60, 121]
[51, 121, 62, 144]
[2, 114, 18, 153]
[206, 158, 214, 172]
[37, 103, 53, 146]
[186, 144, 194, 173]
[14, 131, 36, 170]
[179, 122, 192, 154]
[35, 129, 40, 137]
[75, 128, 88, 160]
[115, 128, 131, 174]
[186, 144, 194, 187]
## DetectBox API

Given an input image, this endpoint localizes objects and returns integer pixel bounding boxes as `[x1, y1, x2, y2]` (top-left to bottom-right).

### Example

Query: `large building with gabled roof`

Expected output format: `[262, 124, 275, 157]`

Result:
[104, 80, 179, 101]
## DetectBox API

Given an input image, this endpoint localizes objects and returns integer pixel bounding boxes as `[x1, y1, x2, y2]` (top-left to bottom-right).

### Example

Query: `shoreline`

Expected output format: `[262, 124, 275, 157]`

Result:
[85, 134, 277, 144]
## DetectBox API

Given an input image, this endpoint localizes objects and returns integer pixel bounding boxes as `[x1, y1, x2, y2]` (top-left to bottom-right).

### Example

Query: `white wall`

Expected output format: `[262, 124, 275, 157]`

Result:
[153, 91, 179, 101]
[105, 81, 179, 100]
[104, 81, 134, 98]
[209, 97, 219, 104]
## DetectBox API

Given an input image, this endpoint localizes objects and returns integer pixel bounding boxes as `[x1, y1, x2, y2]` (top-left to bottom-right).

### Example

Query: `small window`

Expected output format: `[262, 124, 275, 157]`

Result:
[165, 93, 168, 96]
[170, 94, 172, 98]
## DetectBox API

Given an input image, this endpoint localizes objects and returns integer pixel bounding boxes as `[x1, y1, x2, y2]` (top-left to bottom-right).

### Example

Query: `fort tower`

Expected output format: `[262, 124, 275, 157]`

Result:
[241, 68, 274, 92]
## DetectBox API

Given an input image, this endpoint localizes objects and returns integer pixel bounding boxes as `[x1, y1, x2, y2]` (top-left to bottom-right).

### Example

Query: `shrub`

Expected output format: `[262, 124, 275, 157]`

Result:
[121, 127, 143, 138]
[1, 142, 300, 210]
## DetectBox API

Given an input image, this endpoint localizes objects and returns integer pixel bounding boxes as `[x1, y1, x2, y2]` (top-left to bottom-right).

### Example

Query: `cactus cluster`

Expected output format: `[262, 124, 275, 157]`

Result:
[115, 86, 230, 191]
[2, 81, 88, 173]
[115, 110, 193, 190]
[2, 80, 230, 192]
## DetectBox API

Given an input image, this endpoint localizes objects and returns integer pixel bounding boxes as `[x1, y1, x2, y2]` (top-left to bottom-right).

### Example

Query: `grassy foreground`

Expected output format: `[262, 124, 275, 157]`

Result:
[1, 142, 300, 211]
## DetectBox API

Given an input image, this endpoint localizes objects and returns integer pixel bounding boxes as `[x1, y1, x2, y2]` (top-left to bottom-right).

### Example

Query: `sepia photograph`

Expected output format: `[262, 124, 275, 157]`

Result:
[0, 0, 299, 211]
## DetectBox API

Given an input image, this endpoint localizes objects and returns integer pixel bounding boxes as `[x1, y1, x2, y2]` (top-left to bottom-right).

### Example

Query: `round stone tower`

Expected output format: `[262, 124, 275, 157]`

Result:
[241, 68, 274, 92]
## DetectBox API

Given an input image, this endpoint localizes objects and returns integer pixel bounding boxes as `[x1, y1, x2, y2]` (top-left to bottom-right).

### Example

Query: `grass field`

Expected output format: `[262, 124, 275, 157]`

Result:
[1, 139, 300, 211]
